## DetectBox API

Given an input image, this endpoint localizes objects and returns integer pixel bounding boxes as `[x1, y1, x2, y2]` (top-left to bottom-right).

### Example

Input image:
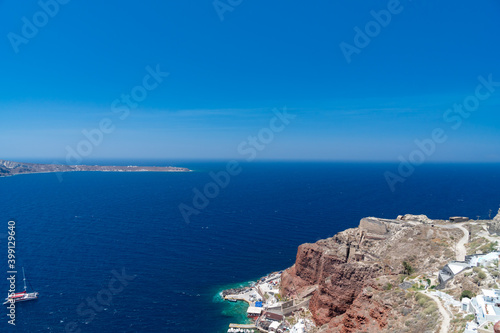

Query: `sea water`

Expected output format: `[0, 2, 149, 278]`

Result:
[0, 161, 499, 332]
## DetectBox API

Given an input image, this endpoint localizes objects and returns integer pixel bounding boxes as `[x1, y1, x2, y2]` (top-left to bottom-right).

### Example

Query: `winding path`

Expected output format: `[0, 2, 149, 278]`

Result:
[454, 224, 469, 261]
[433, 223, 469, 261]
[425, 292, 451, 333]
[423, 223, 469, 332]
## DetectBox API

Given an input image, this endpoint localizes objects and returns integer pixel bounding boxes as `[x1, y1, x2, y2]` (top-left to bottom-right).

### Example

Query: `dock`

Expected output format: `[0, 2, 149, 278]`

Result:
[223, 288, 257, 305]
[229, 324, 257, 329]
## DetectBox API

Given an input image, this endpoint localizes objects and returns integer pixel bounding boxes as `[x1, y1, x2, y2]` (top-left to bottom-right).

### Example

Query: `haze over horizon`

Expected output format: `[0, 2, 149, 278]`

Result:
[1, 1, 499, 162]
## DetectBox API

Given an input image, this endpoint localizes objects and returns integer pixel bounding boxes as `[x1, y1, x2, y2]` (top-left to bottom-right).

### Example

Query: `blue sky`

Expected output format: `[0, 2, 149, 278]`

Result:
[0, 0, 499, 162]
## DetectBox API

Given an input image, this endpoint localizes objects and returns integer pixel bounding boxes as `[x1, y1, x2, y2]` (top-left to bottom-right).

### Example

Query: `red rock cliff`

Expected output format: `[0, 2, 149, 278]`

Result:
[280, 217, 459, 332]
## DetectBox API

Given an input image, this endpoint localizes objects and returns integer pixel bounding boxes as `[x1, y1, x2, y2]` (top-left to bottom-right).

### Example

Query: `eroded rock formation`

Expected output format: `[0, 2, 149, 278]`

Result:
[487, 209, 500, 235]
[281, 216, 461, 332]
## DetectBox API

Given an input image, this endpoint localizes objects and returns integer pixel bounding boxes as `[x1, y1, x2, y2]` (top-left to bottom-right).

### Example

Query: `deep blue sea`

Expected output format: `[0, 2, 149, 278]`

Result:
[0, 161, 499, 332]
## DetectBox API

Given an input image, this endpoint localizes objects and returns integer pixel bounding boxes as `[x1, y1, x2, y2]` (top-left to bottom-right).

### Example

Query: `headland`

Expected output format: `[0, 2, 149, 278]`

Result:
[223, 209, 500, 333]
[0, 159, 190, 177]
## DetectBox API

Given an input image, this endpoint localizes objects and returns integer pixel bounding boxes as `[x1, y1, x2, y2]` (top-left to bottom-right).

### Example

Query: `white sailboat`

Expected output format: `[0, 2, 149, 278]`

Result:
[4, 268, 39, 304]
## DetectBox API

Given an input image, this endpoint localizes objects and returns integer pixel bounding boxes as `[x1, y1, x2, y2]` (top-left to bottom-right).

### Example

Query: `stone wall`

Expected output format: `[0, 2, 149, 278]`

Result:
[359, 217, 388, 235]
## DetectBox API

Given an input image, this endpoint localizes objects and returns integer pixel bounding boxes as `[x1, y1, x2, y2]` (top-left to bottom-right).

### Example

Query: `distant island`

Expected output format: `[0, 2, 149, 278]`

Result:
[0, 159, 190, 177]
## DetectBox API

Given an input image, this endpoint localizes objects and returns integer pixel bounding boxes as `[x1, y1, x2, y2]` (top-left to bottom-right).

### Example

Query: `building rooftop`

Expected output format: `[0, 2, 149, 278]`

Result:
[269, 321, 280, 329]
[483, 289, 499, 298]
[247, 307, 262, 315]
[447, 262, 470, 275]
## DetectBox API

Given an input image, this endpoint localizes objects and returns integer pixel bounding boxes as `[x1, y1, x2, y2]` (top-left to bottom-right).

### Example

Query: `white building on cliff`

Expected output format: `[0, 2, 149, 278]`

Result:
[464, 289, 500, 332]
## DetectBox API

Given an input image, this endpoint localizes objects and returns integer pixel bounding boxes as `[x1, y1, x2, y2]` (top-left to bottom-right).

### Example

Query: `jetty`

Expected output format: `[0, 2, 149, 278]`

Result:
[228, 323, 257, 329]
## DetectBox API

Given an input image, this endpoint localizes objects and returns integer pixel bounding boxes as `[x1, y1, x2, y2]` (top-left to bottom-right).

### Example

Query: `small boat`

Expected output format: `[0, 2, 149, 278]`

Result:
[4, 268, 39, 305]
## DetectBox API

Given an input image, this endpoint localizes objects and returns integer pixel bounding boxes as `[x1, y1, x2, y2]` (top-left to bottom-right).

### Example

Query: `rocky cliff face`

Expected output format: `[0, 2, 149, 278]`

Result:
[486, 209, 500, 235]
[281, 217, 461, 332]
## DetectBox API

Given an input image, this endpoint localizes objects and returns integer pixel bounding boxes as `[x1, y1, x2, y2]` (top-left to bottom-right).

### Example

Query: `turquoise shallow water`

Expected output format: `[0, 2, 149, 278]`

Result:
[0, 161, 499, 332]
[212, 282, 254, 326]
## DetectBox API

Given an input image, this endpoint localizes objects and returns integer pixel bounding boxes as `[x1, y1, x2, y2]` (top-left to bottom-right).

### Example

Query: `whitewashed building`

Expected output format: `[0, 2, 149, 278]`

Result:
[467, 289, 500, 326]
[269, 321, 280, 332]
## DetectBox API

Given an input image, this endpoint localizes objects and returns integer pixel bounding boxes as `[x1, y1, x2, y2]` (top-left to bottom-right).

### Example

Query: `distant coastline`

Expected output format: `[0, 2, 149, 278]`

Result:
[0, 159, 191, 177]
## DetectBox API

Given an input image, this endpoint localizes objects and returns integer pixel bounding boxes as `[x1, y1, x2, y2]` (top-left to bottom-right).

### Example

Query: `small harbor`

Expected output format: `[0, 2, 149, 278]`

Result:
[221, 271, 315, 333]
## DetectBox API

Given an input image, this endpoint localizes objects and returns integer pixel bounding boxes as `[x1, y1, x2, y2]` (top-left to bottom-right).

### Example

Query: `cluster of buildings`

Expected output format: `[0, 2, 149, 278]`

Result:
[438, 252, 500, 289]
[248, 273, 288, 332]
[464, 289, 500, 333]
[224, 271, 314, 333]
[436, 251, 500, 332]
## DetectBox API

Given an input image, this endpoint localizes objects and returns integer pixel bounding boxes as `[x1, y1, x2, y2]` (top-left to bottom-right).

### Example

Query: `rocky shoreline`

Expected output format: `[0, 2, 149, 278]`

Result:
[222, 287, 253, 299]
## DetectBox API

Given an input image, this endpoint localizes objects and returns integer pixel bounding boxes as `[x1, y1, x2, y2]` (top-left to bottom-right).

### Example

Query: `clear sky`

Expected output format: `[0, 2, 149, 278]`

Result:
[0, 0, 499, 162]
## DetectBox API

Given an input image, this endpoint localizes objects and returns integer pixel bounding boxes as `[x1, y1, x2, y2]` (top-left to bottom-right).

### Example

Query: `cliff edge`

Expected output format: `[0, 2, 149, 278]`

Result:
[487, 208, 500, 235]
[281, 217, 462, 333]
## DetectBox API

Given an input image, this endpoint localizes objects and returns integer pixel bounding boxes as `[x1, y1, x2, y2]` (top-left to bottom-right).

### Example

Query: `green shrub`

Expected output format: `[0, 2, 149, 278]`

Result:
[465, 314, 475, 321]
[403, 261, 414, 275]
[415, 292, 431, 307]
[480, 242, 497, 254]
[423, 304, 437, 315]
[460, 290, 475, 300]
[418, 297, 428, 306]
